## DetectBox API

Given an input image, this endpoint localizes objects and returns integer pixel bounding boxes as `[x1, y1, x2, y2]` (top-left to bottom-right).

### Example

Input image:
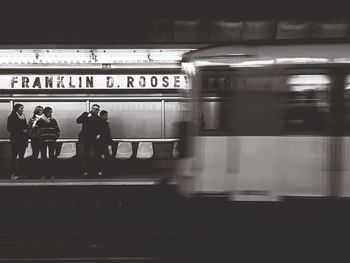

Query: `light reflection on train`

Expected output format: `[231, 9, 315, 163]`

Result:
[176, 43, 350, 201]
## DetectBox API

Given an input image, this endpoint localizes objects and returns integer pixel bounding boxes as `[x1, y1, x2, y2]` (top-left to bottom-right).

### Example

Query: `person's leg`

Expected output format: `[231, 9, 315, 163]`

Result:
[92, 141, 103, 176]
[40, 142, 48, 178]
[48, 142, 56, 178]
[82, 142, 91, 176]
[40, 142, 48, 160]
[48, 142, 55, 159]
[31, 139, 40, 159]
[102, 145, 112, 176]
[18, 145, 26, 177]
[29, 139, 40, 176]
[10, 143, 19, 177]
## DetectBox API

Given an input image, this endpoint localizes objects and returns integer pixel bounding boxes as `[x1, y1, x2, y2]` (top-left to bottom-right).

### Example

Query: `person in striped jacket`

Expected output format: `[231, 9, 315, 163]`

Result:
[35, 107, 60, 178]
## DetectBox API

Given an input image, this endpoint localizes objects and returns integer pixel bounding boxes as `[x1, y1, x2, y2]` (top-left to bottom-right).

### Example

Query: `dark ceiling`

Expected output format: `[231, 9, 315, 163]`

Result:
[0, 0, 349, 44]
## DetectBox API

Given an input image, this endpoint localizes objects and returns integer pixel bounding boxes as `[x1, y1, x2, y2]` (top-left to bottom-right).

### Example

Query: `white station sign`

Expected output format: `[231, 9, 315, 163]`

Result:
[0, 74, 188, 89]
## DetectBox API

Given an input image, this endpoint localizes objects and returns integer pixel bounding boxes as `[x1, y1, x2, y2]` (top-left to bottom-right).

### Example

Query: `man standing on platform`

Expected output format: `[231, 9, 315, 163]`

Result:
[36, 106, 60, 179]
[76, 104, 104, 177]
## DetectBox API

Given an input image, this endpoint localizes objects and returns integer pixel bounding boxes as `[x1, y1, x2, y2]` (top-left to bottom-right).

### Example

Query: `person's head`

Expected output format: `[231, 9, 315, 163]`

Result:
[43, 107, 53, 118]
[90, 104, 100, 116]
[33, 105, 43, 117]
[13, 103, 24, 115]
[100, 110, 108, 121]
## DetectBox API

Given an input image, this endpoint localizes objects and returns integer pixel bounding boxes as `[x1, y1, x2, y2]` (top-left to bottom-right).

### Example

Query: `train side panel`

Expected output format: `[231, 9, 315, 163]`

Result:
[279, 136, 328, 197]
[177, 135, 329, 201]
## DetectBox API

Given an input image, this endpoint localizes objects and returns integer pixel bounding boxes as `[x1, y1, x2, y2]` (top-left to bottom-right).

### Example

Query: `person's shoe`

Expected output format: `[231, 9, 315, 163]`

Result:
[10, 174, 19, 180]
[40, 176, 46, 179]
[50, 176, 56, 179]
[97, 171, 103, 176]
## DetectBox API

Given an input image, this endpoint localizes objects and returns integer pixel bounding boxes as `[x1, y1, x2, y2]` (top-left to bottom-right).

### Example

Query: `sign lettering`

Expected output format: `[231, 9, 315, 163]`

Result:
[5, 74, 188, 89]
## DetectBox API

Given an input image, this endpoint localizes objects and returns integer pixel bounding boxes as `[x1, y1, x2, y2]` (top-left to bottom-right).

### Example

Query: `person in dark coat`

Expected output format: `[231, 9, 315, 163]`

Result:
[7, 103, 28, 179]
[98, 110, 113, 176]
[99, 110, 113, 154]
[76, 104, 103, 176]
[36, 107, 60, 179]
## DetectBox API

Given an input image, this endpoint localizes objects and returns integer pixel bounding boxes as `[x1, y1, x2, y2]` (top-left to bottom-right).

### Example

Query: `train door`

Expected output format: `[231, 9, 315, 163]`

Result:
[180, 68, 285, 199]
[177, 70, 235, 197]
[228, 68, 332, 200]
[280, 70, 331, 198]
[227, 69, 287, 201]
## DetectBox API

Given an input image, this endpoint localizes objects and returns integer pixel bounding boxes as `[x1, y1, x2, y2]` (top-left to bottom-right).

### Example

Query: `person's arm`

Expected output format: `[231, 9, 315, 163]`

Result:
[31, 124, 38, 138]
[54, 119, 60, 139]
[76, 112, 89, 124]
[107, 124, 113, 145]
[22, 120, 28, 134]
[95, 118, 103, 140]
[107, 125, 113, 155]
[28, 118, 34, 128]
[35, 119, 43, 139]
[7, 115, 12, 133]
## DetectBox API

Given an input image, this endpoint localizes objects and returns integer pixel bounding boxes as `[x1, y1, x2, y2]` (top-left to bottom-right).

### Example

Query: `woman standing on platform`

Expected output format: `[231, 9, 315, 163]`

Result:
[28, 105, 43, 160]
[7, 103, 29, 180]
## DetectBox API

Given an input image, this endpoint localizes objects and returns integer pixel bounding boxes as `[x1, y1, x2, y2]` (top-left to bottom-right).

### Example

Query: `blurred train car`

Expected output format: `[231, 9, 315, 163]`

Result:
[0, 47, 193, 181]
[178, 43, 350, 201]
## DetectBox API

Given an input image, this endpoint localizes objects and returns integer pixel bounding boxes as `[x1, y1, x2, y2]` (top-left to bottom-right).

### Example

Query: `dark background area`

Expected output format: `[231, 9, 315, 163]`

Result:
[0, 0, 349, 44]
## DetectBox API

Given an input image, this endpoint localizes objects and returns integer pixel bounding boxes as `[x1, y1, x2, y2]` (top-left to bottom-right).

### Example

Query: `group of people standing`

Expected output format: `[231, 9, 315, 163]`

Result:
[76, 104, 113, 177]
[7, 104, 60, 180]
[7, 103, 112, 180]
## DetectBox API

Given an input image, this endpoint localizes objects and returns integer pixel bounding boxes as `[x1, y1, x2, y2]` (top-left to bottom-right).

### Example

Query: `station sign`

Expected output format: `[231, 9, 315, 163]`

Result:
[0, 74, 188, 89]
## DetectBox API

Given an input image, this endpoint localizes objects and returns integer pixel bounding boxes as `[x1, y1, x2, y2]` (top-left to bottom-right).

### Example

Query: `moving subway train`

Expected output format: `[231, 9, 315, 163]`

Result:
[177, 43, 350, 201]
[0, 47, 193, 182]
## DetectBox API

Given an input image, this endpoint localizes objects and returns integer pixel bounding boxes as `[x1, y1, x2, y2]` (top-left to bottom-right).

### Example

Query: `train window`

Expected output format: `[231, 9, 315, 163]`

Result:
[199, 74, 233, 134]
[96, 102, 162, 139]
[0, 102, 11, 139]
[200, 101, 221, 130]
[199, 73, 330, 136]
[199, 73, 287, 135]
[286, 75, 330, 134]
[164, 102, 188, 138]
[16, 101, 86, 139]
[230, 74, 286, 136]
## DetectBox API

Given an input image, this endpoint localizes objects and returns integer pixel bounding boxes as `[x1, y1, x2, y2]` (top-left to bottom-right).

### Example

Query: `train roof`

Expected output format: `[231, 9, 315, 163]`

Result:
[182, 43, 350, 67]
